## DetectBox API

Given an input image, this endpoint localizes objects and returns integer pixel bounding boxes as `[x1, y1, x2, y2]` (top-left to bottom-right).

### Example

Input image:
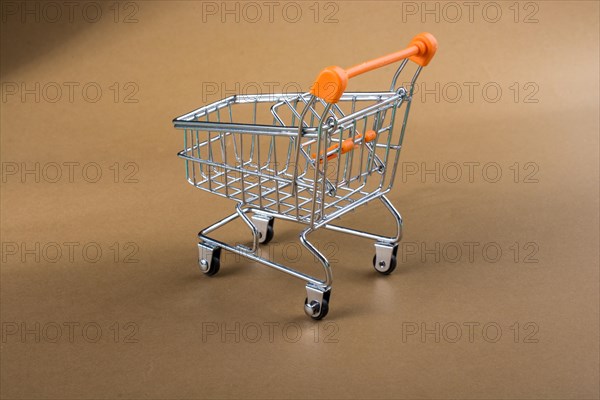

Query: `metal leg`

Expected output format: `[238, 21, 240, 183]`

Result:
[235, 203, 260, 253]
[198, 206, 332, 289]
[323, 194, 402, 244]
[299, 227, 333, 287]
[299, 227, 333, 319]
[379, 194, 403, 243]
[321, 195, 402, 275]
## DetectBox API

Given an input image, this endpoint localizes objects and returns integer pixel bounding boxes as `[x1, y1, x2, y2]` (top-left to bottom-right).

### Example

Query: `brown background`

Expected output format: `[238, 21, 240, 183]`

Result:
[1, 1, 599, 399]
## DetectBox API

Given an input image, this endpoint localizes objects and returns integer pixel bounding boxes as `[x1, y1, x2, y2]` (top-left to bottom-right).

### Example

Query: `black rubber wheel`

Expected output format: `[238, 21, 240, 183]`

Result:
[373, 253, 397, 275]
[304, 297, 329, 320]
[202, 247, 221, 277]
[260, 219, 275, 245]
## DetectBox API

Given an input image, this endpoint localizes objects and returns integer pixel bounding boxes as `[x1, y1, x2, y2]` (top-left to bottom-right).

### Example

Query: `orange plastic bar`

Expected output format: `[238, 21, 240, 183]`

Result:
[345, 46, 419, 78]
[312, 130, 377, 162]
[310, 32, 438, 103]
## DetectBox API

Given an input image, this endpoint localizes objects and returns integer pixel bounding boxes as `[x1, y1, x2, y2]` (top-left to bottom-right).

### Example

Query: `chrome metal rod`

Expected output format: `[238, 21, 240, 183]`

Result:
[198, 207, 331, 287]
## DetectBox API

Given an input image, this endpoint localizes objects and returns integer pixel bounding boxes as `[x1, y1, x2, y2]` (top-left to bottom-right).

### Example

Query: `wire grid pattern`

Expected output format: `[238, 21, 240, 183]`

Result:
[177, 91, 407, 224]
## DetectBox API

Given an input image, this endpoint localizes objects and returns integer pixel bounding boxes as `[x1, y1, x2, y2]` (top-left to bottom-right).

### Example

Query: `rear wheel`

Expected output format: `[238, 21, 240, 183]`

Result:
[199, 246, 221, 276]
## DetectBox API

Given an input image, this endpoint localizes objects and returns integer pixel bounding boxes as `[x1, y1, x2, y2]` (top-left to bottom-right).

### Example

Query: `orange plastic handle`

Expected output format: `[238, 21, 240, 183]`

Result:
[310, 32, 438, 103]
[312, 130, 377, 162]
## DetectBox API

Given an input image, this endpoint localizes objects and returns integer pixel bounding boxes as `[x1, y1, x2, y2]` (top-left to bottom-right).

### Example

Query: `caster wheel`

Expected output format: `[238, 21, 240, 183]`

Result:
[199, 246, 221, 276]
[304, 298, 329, 320]
[253, 215, 275, 245]
[373, 246, 398, 275]
[261, 220, 275, 245]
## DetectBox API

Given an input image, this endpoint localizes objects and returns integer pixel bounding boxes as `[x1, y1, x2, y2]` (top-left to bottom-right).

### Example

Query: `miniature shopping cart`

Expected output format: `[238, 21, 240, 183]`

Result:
[173, 33, 438, 319]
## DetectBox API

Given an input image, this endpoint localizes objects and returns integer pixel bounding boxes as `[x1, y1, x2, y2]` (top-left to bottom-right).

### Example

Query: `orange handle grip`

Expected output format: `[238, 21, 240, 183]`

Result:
[310, 32, 438, 103]
[312, 130, 377, 162]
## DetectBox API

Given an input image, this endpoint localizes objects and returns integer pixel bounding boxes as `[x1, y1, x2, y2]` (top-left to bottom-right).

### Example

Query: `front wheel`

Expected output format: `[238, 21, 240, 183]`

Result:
[199, 246, 221, 276]
[304, 297, 329, 320]
[373, 247, 397, 275]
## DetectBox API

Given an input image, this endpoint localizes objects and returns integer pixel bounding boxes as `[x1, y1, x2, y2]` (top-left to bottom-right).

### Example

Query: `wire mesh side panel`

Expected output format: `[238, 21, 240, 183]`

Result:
[179, 96, 321, 223]
[272, 92, 407, 224]
[322, 96, 402, 219]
